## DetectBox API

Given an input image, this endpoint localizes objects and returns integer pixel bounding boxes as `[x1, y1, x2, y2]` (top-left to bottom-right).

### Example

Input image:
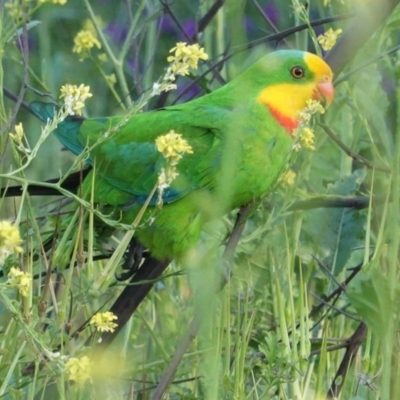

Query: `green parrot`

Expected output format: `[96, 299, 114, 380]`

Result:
[26, 50, 334, 261]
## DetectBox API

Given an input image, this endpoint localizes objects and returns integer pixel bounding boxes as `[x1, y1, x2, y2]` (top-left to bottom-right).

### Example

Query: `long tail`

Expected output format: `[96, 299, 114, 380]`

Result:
[3, 87, 85, 156]
[30, 101, 86, 156]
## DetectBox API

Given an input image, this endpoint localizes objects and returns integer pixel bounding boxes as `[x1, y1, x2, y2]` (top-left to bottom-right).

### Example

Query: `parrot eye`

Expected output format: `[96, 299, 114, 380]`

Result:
[291, 66, 305, 79]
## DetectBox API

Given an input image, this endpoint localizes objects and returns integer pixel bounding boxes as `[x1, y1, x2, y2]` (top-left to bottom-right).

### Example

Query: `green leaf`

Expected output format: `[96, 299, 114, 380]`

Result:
[301, 170, 367, 275]
[347, 267, 395, 338]
[13, 21, 42, 41]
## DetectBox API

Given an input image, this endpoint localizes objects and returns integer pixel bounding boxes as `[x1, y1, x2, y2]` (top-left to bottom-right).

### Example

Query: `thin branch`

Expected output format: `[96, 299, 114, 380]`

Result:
[308, 263, 363, 328]
[311, 292, 363, 323]
[320, 123, 391, 173]
[287, 195, 376, 211]
[327, 322, 368, 399]
[196, 0, 224, 37]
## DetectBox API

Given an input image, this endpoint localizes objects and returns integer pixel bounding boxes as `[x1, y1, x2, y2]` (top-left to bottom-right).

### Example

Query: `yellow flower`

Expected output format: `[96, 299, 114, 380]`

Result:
[72, 30, 101, 59]
[82, 18, 99, 34]
[98, 53, 108, 62]
[317, 28, 343, 51]
[10, 123, 31, 154]
[155, 130, 193, 165]
[5, 2, 22, 19]
[166, 42, 208, 77]
[155, 130, 193, 206]
[293, 100, 324, 152]
[281, 170, 297, 187]
[65, 356, 92, 386]
[90, 312, 118, 333]
[0, 221, 23, 266]
[105, 74, 117, 85]
[7, 267, 31, 297]
[59, 84, 92, 115]
[299, 127, 316, 151]
[297, 99, 325, 124]
[152, 42, 208, 96]
[9, 123, 24, 145]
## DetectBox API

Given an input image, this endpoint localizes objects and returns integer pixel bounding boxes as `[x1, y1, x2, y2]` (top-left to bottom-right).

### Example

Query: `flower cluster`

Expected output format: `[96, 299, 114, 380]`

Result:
[65, 356, 92, 386]
[5, 1, 24, 19]
[9, 123, 31, 154]
[167, 42, 209, 77]
[73, 30, 101, 60]
[0, 221, 23, 266]
[155, 130, 193, 205]
[7, 267, 31, 297]
[59, 84, 92, 115]
[155, 130, 193, 164]
[9, 123, 24, 145]
[90, 311, 118, 333]
[152, 42, 209, 96]
[317, 28, 343, 51]
[297, 99, 325, 124]
[299, 127, 316, 151]
[294, 99, 325, 151]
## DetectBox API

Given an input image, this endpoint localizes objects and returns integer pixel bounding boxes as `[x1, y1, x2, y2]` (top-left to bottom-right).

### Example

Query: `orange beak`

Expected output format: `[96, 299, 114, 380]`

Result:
[317, 79, 334, 107]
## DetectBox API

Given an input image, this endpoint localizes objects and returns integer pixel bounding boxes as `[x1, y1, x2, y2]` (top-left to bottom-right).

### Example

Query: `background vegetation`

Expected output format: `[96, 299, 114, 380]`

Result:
[0, 0, 400, 399]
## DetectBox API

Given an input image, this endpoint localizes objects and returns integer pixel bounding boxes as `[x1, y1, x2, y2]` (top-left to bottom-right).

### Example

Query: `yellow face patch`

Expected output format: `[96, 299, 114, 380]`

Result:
[304, 52, 333, 80]
[257, 82, 318, 118]
[256, 52, 333, 132]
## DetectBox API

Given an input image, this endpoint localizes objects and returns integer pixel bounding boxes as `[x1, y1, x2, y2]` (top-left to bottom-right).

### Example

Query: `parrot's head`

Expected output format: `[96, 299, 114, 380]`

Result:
[255, 50, 334, 134]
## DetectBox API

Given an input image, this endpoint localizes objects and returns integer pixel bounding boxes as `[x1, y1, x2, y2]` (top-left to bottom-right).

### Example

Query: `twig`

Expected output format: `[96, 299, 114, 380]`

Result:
[155, 0, 225, 108]
[319, 123, 391, 173]
[308, 263, 363, 330]
[242, 13, 354, 51]
[310, 292, 363, 323]
[287, 195, 378, 211]
[196, 0, 224, 37]
[327, 322, 368, 399]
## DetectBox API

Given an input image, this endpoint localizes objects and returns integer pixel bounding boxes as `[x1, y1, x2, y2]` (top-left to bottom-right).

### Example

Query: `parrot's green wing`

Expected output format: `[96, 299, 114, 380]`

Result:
[31, 101, 232, 206]
[80, 104, 233, 206]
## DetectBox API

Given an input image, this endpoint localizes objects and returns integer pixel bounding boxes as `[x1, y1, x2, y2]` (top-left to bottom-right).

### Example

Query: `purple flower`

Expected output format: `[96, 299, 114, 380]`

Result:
[182, 19, 196, 39]
[264, 4, 279, 26]
[244, 16, 256, 35]
[106, 22, 128, 45]
[160, 16, 175, 34]
[176, 80, 202, 102]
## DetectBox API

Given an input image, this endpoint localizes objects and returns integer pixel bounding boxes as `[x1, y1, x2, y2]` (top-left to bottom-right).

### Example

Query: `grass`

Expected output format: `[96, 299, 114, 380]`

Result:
[0, 0, 400, 399]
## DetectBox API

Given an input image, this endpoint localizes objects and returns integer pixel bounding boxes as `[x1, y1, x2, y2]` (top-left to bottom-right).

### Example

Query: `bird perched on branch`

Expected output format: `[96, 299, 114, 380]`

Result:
[17, 50, 334, 261]
[3, 50, 333, 343]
